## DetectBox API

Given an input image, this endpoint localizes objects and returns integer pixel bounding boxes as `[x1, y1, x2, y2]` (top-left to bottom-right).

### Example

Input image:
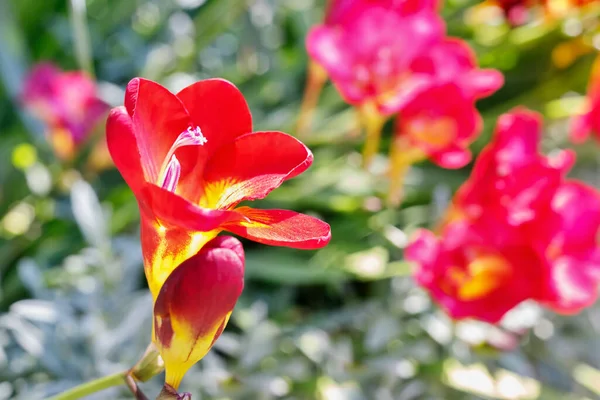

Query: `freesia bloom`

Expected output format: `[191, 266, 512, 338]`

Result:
[387, 39, 503, 204]
[395, 83, 482, 167]
[296, 0, 441, 136]
[107, 78, 330, 389]
[407, 108, 600, 323]
[22, 62, 108, 160]
[570, 56, 600, 143]
[306, 3, 445, 166]
[387, 82, 483, 205]
[307, 6, 444, 114]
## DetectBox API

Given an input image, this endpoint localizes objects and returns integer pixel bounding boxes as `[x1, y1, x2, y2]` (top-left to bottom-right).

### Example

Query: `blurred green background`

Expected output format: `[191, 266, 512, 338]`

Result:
[1, 0, 600, 399]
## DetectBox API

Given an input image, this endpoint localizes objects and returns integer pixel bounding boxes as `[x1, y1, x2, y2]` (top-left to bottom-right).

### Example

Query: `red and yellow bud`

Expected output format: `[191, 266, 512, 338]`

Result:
[153, 236, 244, 389]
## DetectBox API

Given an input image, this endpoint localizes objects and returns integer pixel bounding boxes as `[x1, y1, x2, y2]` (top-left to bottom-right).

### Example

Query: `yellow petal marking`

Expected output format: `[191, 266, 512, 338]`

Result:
[156, 312, 232, 390]
[445, 255, 512, 301]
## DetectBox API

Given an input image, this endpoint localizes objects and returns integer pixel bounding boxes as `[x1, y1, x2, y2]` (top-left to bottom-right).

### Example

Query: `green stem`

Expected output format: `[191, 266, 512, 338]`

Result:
[47, 371, 127, 400]
[68, 0, 94, 76]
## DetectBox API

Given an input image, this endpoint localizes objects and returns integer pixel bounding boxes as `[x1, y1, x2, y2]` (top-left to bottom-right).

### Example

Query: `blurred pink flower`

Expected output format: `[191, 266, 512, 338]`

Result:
[407, 108, 600, 323]
[296, 0, 442, 137]
[22, 62, 109, 160]
[387, 40, 503, 204]
[395, 82, 482, 169]
[307, 4, 445, 114]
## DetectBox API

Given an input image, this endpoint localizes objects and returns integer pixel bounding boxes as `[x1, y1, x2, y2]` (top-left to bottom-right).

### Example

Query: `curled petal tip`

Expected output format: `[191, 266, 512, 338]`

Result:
[227, 207, 331, 249]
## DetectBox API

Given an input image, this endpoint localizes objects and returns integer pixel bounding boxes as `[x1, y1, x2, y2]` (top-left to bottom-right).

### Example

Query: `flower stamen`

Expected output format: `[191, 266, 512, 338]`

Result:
[161, 155, 181, 192]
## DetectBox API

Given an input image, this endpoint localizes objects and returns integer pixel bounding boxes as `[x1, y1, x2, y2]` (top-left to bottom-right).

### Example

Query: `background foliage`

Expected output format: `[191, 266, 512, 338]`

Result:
[1, 0, 600, 399]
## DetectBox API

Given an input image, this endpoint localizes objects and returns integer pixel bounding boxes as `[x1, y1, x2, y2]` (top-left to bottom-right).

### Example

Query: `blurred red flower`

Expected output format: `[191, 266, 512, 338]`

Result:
[407, 108, 600, 323]
[22, 62, 109, 160]
[387, 38, 503, 203]
[107, 78, 331, 389]
[394, 82, 482, 169]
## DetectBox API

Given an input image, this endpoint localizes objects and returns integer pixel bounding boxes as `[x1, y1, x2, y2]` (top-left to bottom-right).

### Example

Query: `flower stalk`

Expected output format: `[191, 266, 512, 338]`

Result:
[359, 103, 386, 169]
[46, 371, 127, 400]
[387, 136, 424, 206]
[296, 61, 328, 137]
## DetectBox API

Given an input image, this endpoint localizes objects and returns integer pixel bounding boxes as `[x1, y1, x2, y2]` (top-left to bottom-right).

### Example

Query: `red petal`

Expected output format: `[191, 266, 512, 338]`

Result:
[139, 183, 241, 232]
[176, 79, 252, 152]
[200, 131, 313, 209]
[545, 256, 599, 313]
[124, 78, 192, 182]
[175, 79, 253, 202]
[106, 106, 145, 193]
[225, 207, 331, 249]
[461, 69, 504, 99]
[551, 181, 600, 250]
[493, 108, 542, 162]
[569, 112, 592, 143]
[405, 229, 440, 285]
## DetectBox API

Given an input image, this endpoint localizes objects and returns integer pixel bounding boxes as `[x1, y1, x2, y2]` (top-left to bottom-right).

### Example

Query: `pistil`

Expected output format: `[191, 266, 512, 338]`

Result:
[158, 126, 207, 192]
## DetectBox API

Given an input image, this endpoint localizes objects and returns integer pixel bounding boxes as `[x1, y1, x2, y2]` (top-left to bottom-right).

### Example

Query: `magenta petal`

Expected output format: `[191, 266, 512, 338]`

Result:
[430, 146, 472, 169]
[461, 69, 504, 99]
[570, 112, 592, 143]
[545, 256, 600, 313]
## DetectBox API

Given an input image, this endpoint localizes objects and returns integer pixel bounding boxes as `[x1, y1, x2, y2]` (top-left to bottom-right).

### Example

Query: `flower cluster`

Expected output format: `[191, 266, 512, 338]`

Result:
[107, 78, 331, 391]
[407, 108, 600, 323]
[22, 63, 109, 161]
[304, 0, 504, 203]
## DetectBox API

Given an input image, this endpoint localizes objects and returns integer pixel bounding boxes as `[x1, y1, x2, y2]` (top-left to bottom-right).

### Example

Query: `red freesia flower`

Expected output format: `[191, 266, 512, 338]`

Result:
[395, 82, 482, 168]
[22, 62, 109, 160]
[387, 39, 503, 204]
[407, 108, 600, 323]
[107, 78, 331, 388]
[571, 57, 600, 143]
[296, 0, 441, 136]
[305, 2, 445, 167]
